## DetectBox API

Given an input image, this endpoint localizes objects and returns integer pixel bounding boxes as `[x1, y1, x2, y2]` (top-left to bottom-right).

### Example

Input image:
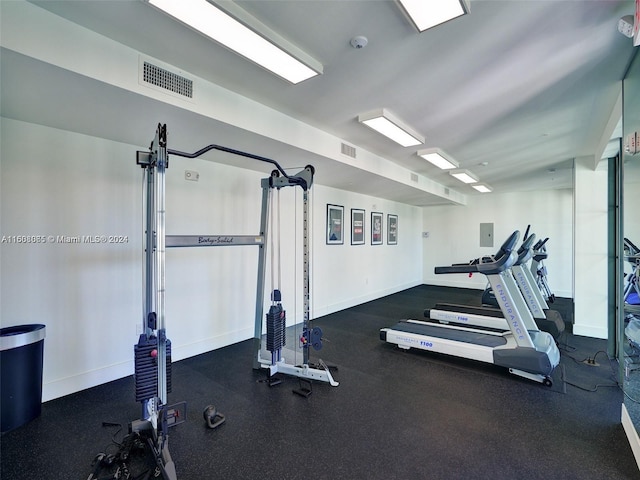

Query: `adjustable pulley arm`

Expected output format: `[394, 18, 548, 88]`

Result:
[137, 132, 315, 190]
[166, 144, 314, 191]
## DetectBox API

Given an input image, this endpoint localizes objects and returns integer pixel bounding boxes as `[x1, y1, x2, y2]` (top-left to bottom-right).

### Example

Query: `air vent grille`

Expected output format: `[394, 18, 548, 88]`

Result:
[341, 143, 357, 158]
[444, 187, 450, 195]
[142, 61, 193, 98]
[410, 173, 418, 182]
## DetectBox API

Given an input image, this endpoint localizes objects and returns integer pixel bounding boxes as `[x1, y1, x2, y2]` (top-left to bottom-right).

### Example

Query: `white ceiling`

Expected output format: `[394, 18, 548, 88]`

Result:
[3, 0, 638, 205]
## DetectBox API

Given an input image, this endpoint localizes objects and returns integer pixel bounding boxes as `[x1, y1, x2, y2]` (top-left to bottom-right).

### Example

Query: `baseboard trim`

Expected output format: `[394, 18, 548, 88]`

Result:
[43, 361, 133, 402]
[572, 325, 608, 339]
[42, 328, 253, 402]
[312, 281, 421, 318]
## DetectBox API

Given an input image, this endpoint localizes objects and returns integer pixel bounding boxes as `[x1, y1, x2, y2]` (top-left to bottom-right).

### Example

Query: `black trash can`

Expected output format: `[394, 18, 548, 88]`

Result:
[1, 324, 46, 433]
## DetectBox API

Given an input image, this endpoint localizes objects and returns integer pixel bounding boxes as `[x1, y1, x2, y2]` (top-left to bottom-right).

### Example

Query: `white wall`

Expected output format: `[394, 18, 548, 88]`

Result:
[421, 189, 574, 297]
[1, 119, 141, 400]
[573, 156, 609, 338]
[156, 149, 267, 360]
[0, 118, 422, 401]
[312, 186, 422, 317]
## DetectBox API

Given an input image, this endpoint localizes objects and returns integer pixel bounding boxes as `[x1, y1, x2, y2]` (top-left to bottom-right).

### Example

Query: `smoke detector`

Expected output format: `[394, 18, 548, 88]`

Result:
[350, 36, 368, 49]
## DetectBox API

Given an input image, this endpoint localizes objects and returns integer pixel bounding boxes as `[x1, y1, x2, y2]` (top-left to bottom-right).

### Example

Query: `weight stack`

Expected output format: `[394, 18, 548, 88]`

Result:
[266, 304, 286, 353]
[134, 334, 172, 403]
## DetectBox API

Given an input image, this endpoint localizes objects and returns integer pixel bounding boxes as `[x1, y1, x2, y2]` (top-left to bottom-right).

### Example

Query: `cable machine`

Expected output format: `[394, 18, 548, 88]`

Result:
[130, 124, 181, 480]
[129, 123, 337, 478]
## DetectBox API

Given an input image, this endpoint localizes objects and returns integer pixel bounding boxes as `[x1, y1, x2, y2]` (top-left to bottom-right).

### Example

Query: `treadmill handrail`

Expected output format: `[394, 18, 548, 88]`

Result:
[435, 231, 520, 275]
[515, 233, 536, 265]
[533, 237, 549, 251]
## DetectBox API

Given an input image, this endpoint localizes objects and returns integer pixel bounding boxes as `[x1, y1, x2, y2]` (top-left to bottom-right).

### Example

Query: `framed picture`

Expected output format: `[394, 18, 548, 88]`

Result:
[387, 214, 398, 245]
[351, 209, 365, 245]
[326, 204, 344, 244]
[371, 211, 383, 245]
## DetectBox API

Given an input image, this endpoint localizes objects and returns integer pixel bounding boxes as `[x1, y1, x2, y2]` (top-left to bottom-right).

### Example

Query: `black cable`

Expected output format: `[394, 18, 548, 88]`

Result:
[592, 350, 612, 362]
[565, 380, 618, 392]
[556, 329, 576, 353]
[557, 338, 640, 402]
[558, 347, 624, 393]
[90, 426, 155, 480]
[560, 350, 591, 365]
[558, 341, 576, 353]
[567, 354, 640, 401]
[101, 421, 123, 446]
[623, 389, 640, 403]
[558, 367, 618, 392]
[607, 355, 640, 402]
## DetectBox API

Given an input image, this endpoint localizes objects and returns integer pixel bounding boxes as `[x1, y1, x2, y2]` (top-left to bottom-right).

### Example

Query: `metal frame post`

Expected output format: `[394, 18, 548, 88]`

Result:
[253, 180, 271, 369]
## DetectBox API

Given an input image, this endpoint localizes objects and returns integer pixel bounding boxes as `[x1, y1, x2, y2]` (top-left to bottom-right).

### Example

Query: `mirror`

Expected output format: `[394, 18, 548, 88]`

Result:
[622, 50, 640, 432]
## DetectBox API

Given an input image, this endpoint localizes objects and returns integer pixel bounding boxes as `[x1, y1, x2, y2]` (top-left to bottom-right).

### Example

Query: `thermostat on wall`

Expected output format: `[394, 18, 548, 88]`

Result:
[626, 132, 639, 155]
[185, 170, 200, 181]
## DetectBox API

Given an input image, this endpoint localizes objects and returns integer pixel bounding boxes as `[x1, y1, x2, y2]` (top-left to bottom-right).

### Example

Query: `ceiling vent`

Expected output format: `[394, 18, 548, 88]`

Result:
[141, 59, 193, 99]
[444, 187, 450, 196]
[341, 143, 357, 158]
[410, 173, 419, 183]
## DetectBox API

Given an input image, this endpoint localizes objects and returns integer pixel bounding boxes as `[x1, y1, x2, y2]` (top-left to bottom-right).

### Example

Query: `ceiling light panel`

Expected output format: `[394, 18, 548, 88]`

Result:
[418, 148, 459, 170]
[449, 169, 479, 184]
[397, 0, 469, 32]
[147, 0, 322, 84]
[358, 109, 424, 147]
[472, 183, 493, 193]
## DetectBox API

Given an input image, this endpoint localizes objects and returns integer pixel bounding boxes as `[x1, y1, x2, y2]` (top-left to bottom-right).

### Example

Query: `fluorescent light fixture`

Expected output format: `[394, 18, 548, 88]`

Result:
[449, 169, 479, 184]
[358, 109, 424, 147]
[417, 148, 459, 170]
[472, 183, 493, 193]
[396, 0, 470, 32]
[147, 0, 322, 84]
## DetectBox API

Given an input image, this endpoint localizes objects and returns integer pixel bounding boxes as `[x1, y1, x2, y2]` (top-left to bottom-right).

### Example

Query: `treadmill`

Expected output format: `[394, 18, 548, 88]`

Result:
[530, 237, 555, 303]
[380, 231, 560, 386]
[425, 231, 565, 339]
[624, 238, 640, 307]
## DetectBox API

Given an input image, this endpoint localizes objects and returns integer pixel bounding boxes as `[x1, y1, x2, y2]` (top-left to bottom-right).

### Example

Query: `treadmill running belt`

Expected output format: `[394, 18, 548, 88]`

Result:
[432, 303, 504, 318]
[389, 321, 508, 347]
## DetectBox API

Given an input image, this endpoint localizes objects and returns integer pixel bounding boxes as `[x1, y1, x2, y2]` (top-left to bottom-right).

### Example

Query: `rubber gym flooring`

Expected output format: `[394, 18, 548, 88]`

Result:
[1, 284, 638, 479]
